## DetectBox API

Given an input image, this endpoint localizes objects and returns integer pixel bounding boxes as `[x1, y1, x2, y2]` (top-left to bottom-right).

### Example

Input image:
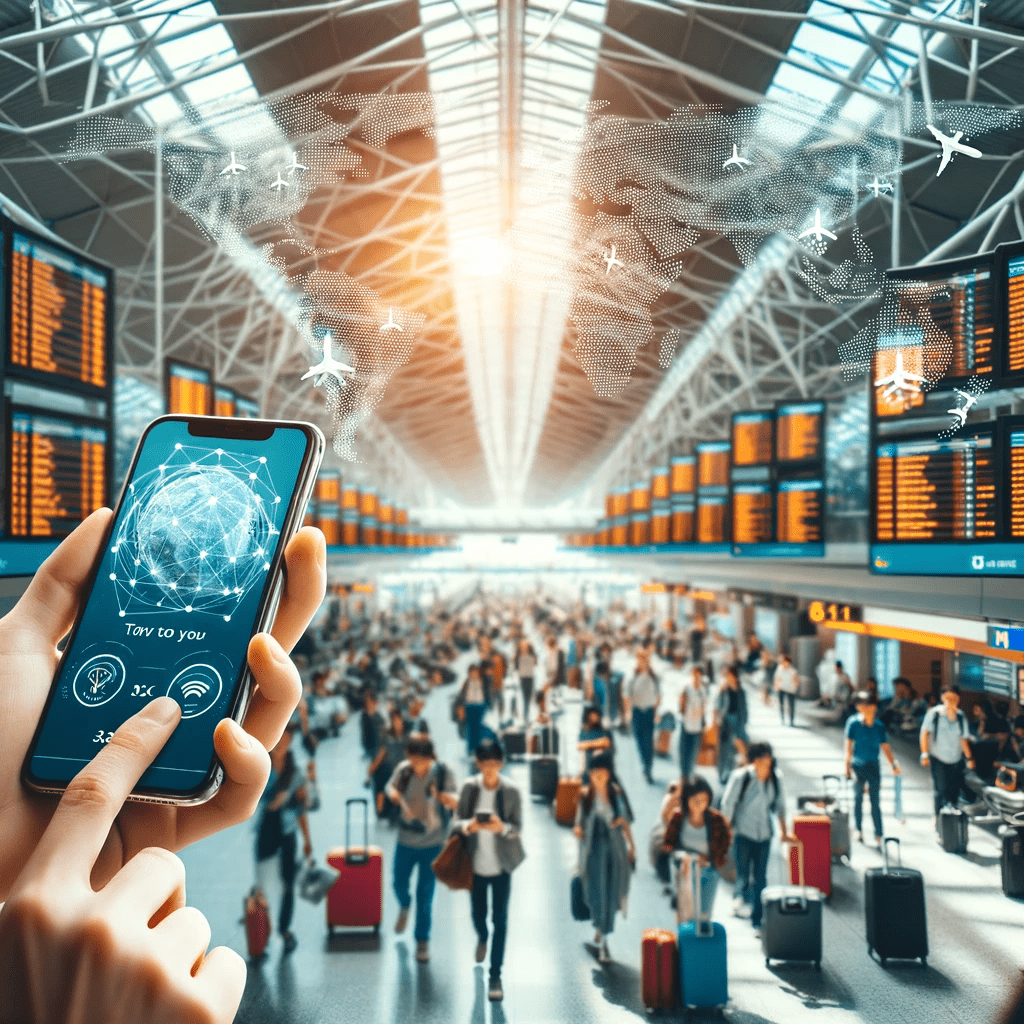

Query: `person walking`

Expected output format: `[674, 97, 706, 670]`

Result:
[573, 751, 635, 963]
[920, 682, 975, 835]
[844, 690, 901, 847]
[678, 663, 708, 781]
[367, 706, 410, 821]
[515, 639, 538, 722]
[773, 653, 800, 727]
[715, 665, 749, 784]
[386, 736, 459, 962]
[456, 739, 525, 1002]
[624, 648, 660, 784]
[578, 704, 614, 782]
[663, 776, 732, 920]
[254, 727, 313, 954]
[720, 742, 790, 936]
[359, 688, 386, 759]
[457, 663, 491, 758]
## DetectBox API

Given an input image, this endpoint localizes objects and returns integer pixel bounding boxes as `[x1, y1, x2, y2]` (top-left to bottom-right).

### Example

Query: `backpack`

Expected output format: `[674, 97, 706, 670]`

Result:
[931, 707, 967, 740]
[734, 767, 779, 824]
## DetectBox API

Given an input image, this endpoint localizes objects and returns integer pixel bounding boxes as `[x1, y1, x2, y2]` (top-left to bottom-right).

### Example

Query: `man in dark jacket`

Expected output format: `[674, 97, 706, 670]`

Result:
[455, 739, 525, 1002]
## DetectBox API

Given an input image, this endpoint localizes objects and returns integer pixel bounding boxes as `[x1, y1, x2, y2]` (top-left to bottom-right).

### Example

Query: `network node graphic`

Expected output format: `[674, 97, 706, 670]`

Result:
[110, 445, 280, 618]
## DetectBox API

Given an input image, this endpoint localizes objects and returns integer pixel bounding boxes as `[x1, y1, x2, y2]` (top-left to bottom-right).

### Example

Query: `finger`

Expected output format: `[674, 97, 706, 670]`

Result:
[173, 720, 271, 850]
[31, 697, 181, 881]
[98, 846, 186, 924]
[9, 508, 113, 649]
[151, 905, 211, 977]
[192, 945, 247, 1023]
[269, 527, 326, 653]
[241, 632, 302, 749]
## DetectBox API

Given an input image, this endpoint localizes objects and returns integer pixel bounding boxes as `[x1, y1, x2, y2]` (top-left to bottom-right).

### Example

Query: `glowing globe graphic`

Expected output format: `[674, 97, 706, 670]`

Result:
[110, 446, 280, 618]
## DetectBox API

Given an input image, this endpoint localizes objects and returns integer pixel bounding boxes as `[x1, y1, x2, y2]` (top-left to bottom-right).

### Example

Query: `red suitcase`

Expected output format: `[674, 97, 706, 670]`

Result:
[641, 927, 678, 1009]
[243, 888, 271, 959]
[790, 814, 831, 898]
[326, 798, 383, 933]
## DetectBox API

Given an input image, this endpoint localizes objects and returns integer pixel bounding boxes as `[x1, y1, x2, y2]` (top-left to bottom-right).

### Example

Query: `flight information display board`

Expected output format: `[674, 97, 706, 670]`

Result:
[670, 455, 695, 494]
[235, 394, 260, 418]
[776, 477, 824, 545]
[731, 483, 772, 543]
[777, 402, 824, 464]
[166, 360, 212, 416]
[8, 230, 111, 394]
[696, 441, 730, 546]
[697, 442, 730, 488]
[1003, 247, 1024, 375]
[696, 493, 728, 544]
[214, 386, 235, 418]
[7, 408, 107, 539]
[650, 466, 670, 501]
[732, 412, 773, 467]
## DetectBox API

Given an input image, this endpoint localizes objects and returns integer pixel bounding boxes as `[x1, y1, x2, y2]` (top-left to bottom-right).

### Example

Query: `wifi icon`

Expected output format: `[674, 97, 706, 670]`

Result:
[181, 680, 210, 701]
[168, 663, 223, 720]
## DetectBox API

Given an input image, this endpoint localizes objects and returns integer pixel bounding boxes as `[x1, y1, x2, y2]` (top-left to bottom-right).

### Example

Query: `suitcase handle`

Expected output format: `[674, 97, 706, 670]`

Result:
[785, 837, 809, 903]
[345, 797, 370, 865]
[882, 835, 901, 873]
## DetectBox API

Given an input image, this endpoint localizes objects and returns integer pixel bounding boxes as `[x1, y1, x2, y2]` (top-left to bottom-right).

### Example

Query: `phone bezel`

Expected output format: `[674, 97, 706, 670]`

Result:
[20, 414, 325, 806]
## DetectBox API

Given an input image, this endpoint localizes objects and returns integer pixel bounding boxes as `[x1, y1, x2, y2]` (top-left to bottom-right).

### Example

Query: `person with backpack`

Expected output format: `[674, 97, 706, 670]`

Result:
[844, 690, 901, 847]
[457, 663, 492, 758]
[359, 688, 386, 759]
[715, 665, 749, 784]
[624, 648, 660, 784]
[720, 742, 790, 935]
[920, 682, 975, 833]
[254, 727, 313, 954]
[662, 776, 732, 919]
[573, 751, 635, 963]
[367, 706, 411, 821]
[455, 739, 525, 1003]
[386, 736, 459, 962]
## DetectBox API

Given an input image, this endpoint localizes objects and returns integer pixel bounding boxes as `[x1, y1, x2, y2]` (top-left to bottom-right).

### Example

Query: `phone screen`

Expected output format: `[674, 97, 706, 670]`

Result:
[26, 417, 317, 799]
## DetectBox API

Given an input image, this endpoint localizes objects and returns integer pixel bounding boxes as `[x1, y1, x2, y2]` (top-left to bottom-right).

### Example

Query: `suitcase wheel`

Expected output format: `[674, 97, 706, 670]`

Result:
[920, 957, 927, 967]
[879, 957, 887, 967]
[374, 923, 380, 935]
[765, 958, 771, 968]
[328, 925, 335, 937]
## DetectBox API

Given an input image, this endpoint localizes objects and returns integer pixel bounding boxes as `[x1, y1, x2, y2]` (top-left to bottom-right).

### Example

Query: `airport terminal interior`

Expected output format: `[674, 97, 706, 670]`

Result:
[4, 0, 1024, 1021]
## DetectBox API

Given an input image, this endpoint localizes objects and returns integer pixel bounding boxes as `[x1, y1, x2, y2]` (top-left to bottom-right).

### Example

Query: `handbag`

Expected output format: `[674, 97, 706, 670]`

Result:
[570, 874, 591, 921]
[431, 832, 474, 890]
[298, 859, 339, 904]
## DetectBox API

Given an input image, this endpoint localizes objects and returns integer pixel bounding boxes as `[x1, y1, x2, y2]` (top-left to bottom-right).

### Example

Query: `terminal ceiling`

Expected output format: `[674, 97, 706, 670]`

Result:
[3, 0, 1024, 513]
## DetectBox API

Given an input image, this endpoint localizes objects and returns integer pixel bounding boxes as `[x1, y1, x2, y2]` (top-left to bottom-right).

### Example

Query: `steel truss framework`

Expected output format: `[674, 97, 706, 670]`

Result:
[0, 0, 1021, 518]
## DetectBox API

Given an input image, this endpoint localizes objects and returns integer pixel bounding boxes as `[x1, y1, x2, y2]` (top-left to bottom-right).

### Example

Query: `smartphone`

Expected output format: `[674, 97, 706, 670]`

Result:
[475, 811, 493, 824]
[22, 415, 324, 805]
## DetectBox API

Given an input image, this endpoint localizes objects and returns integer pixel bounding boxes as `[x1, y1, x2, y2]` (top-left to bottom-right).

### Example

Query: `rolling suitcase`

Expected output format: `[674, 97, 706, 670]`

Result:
[530, 756, 559, 802]
[529, 724, 560, 756]
[243, 888, 271, 959]
[678, 865, 728, 1009]
[797, 775, 850, 863]
[790, 813, 831, 898]
[864, 837, 928, 965]
[502, 727, 527, 759]
[762, 840, 823, 968]
[655, 712, 675, 757]
[555, 776, 582, 826]
[1001, 826, 1024, 897]
[939, 804, 968, 854]
[326, 798, 383, 934]
[641, 927, 678, 1009]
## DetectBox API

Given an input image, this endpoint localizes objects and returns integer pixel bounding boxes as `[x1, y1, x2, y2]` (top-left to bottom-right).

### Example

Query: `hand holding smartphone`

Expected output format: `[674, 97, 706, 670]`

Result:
[475, 811, 493, 825]
[22, 415, 324, 806]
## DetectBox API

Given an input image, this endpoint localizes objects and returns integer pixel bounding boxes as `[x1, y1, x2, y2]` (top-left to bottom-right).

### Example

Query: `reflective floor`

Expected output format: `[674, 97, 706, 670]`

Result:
[180, 664, 1022, 1024]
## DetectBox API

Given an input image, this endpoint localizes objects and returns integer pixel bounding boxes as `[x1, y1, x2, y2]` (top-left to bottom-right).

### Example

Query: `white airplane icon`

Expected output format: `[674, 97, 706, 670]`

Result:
[947, 388, 979, 427]
[602, 244, 624, 275]
[300, 334, 354, 387]
[798, 208, 838, 243]
[219, 151, 246, 175]
[722, 144, 751, 171]
[865, 176, 893, 198]
[927, 124, 983, 177]
[874, 350, 928, 398]
[269, 172, 289, 192]
[286, 153, 308, 175]
[379, 308, 403, 333]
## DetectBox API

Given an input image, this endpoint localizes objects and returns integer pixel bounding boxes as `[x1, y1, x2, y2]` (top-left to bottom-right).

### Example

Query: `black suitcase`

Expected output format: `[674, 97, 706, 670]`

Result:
[1001, 826, 1024, 897]
[864, 838, 928, 966]
[761, 839, 823, 967]
[502, 728, 527, 759]
[938, 805, 968, 854]
[530, 756, 559, 802]
[530, 725, 560, 756]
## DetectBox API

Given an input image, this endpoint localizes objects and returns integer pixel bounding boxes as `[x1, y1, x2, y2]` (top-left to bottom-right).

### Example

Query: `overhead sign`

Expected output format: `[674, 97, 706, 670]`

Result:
[808, 601, 863, 625]
[988, 625, 1024, 652]
[640, 582, 667, 593]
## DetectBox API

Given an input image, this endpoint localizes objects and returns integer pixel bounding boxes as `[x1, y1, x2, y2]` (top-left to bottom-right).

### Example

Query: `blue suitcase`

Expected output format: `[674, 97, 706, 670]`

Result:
[678, 920, 728, 1008]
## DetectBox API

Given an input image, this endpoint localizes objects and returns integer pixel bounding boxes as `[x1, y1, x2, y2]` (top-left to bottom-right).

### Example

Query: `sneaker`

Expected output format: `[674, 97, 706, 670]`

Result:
[488, 977, 504, 1001]
[598, 940, 611, 963]
[395, 908, 409, 934]
[416, 941, 430, 963]
[753, 927, 763, 940]
[733, 898, 752, 919]
[856, 831, 864, 844]
[593, 929, 603, 945]
[874, 835, 883, 849]
[475, 941, 487, 964]
[282, 932, 298, 954]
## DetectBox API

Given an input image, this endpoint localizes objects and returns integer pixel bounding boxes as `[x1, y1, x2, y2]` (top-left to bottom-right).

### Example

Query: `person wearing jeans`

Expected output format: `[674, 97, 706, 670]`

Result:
[773, 654, 800, 727]
[678, 663, 708, 781]
[456, 739, 525, 1003]
[720, 742, 790, 934]
[624, 648, 660, 784]
[920, 682, 975, 833]
[386, 736, 459, 962]
[458, 663, 491, 757]
[844, 690, 901, 847]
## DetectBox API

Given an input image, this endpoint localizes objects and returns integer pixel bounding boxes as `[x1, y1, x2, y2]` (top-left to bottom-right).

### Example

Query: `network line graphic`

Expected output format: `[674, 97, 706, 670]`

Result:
[108, 444, 282, 620]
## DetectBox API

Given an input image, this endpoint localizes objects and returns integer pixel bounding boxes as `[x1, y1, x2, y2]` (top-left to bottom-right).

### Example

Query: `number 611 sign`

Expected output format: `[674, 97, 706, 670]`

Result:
[808, 600, 862, 625]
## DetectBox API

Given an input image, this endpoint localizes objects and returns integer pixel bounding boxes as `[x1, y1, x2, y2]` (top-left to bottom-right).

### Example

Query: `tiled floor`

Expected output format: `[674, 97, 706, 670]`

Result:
[179, 671, 1023, 1024]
